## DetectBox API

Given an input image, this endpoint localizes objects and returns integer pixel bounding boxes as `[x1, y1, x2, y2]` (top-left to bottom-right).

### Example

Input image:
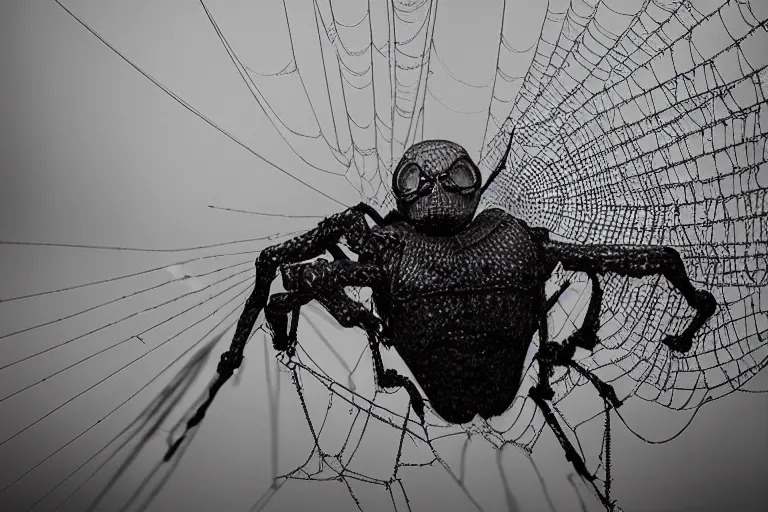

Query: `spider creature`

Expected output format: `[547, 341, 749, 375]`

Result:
[166, 131, 717, 509]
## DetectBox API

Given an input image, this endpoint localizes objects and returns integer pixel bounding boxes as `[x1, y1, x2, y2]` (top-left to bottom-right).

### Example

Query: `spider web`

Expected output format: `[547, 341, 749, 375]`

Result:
[0, 0, 767, 511]
[479, 0, 768, 437]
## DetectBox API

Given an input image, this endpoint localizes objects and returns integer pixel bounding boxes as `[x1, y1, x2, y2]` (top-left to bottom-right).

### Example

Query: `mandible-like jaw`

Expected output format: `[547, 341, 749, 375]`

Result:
[393, 140, 482, 236]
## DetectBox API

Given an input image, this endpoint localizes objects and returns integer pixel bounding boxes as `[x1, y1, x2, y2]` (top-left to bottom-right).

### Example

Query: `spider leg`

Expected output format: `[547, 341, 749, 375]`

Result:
[529, 289, 600, 483]
[563, 272, 602, 352]
[163, 204, 389, 461]
[315, 290, 425, 422]
[264, 246, 354, 354]
[529, 386, 595, 482]
[529, 283, 617, 511]
[266, 259, 425, 421]
[537, 273, 620, 405]
[543, 241, 716, 352]
[530, 242, 697, 511]
[264, 258, 384, 353]
[264, 292, 310, 356]
[529, 385, 615, 512]
[222, 204, 386, 374]
[558, 274, 622, 407]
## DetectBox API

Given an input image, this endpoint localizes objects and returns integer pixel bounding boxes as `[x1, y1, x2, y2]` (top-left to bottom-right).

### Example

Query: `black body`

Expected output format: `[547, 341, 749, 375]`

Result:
[171, 138, 717, 511]
[370, 208, 548, 423]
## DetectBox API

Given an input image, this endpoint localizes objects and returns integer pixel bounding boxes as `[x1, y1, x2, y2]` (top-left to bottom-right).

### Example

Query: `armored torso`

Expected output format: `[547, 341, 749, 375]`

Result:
[371, 208, 551, 423]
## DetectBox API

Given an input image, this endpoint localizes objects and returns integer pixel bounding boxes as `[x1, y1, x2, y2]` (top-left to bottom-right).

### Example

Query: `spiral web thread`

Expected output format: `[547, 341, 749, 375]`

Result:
[480, 0, 768, 419]
[0, 0, 766, 511]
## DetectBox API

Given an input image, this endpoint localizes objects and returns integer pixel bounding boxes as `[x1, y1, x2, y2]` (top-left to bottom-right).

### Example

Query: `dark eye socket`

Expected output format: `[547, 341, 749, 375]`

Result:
[445, 161, 477, 189]
[396, 163, 422, 195]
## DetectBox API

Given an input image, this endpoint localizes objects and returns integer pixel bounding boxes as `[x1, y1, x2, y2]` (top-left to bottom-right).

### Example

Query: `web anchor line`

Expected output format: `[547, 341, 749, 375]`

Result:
[5, 1, 768, 511]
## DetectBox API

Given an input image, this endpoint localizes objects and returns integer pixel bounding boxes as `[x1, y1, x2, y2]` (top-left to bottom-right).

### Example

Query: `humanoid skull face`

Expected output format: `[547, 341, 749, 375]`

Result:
[392, 140, 482, 235]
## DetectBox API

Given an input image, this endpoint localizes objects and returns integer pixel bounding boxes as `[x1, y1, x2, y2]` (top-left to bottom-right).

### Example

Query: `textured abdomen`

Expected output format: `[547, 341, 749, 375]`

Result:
[377, 209, 549, 423]
[388, 289, 540, 423]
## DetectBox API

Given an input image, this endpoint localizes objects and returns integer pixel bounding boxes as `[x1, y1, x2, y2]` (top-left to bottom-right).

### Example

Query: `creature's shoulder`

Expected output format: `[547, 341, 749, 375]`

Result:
[460, 208, 550, 248]
[480, 208, 551, 244]
[363, 208, 551, 250]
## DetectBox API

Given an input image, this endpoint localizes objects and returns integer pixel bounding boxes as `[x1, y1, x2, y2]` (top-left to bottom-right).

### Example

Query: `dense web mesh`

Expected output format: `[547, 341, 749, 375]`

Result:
[480, 0, 768, 413]
[1, 0, 767, 511]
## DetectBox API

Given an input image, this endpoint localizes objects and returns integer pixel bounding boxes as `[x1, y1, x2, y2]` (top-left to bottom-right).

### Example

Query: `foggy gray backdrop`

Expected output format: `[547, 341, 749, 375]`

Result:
[1, 1, 767, 511]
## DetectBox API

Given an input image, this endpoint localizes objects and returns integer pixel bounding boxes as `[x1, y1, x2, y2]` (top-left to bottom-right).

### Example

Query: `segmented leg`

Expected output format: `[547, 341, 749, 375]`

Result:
[530, 274, 619, 511]
[318, 291, 424, 421]
[543, 241, 716, 352]
[267, 260, 425, 421]
[163, 204, 387, 460]
[221, 205, 383, 374]
[536, 273, 622, 399]
[529, 387, 594, 479]
[264, 292, 310, 356]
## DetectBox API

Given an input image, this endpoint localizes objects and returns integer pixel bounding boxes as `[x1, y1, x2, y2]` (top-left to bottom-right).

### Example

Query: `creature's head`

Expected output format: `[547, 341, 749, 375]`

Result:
[392, 140, 482, 236]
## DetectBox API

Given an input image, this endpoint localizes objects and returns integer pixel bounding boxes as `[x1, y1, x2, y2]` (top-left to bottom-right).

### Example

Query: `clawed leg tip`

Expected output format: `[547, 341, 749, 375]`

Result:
[698, 290, 717, 316]
[663, 335, 693, 353]
[572, 330, 600, 352]
[529, 385, 554, 402]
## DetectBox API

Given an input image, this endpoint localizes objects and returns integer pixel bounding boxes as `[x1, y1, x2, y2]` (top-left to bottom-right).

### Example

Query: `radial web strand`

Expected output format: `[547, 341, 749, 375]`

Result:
[1, 0, 766, 511]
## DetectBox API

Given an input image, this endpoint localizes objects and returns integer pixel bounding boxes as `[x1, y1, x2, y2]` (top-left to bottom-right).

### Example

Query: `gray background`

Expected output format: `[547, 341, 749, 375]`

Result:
[1, 0, 767, 511]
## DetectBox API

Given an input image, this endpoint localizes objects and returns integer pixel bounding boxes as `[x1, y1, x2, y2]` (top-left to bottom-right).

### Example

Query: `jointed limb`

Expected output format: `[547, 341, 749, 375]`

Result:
[318, 291, 425, 422]
[528, 239, 718, 511]
[221, 204, 384, 374]
[163, 204, 389, 460]
[265, 260, 425, 421]
[530, 282, 600, 480]
[266, 259, 386, 354]
[530, 275, 618, 510]
[543, 241, 716, 352]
